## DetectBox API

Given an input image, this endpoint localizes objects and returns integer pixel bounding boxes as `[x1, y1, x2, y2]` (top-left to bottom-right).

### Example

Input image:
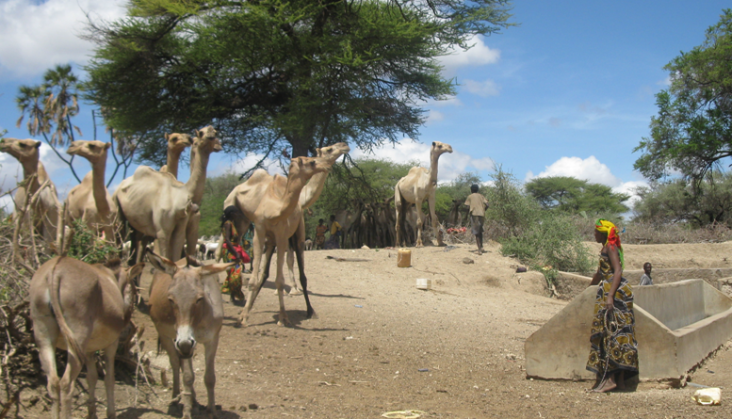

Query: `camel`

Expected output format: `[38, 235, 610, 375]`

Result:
[233, 156, 330, 326]
[64, 140, 117, 240]
[0, 138, 60, 243]
[395, 141, 453, 247]
[29, 256, 143, 419]
[222, 143, 350, 294]
[159, 133, 193, 179]
[146, 252, 231, 419]
[115, 126, 220, 264]
[185, 126, 223, 257]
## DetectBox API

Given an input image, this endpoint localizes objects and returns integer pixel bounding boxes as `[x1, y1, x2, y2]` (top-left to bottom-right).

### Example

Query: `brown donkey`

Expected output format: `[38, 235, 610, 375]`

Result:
[29, 257, 143, 419]
[146, 252, 231, 419]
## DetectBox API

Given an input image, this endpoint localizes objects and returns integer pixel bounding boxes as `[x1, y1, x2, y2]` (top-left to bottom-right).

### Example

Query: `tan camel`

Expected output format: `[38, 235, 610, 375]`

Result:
[221, 143, 350, 294]
[30, 256, 143, 419]
[0, 138, 60, 243]
[395, 141, 453, 247]
[65, 140, 117, 240]
[233, 157, 330, 326]
[146, 252, 231, 419]
[184, 126, 223, 257]
[115, 126, 221, 263]
[159, 132, 193, 179]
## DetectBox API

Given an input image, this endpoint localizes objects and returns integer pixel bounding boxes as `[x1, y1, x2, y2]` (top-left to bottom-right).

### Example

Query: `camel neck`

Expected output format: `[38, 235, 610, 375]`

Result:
[166, 148, 182, 179]
[186, 147, 210, 204]
[275, 174, 308, 221]
[429, 153, 440, 184]
[90, 157, 111, 216]
[299, 171, 328, 209]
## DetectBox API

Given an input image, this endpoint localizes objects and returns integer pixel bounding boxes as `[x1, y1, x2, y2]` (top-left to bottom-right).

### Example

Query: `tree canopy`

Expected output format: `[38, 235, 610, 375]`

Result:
[634, 9, 732, 183]
[84, 0, 512, 167]
[524, 176, 629, 217]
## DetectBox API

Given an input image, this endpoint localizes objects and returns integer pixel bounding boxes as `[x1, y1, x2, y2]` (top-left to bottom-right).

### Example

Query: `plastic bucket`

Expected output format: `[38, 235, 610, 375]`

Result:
[397, 248, 411, 267]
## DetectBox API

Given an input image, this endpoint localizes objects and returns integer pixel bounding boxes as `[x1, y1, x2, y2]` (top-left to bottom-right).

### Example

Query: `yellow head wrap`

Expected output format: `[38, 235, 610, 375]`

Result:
[595, 218, 624, 269]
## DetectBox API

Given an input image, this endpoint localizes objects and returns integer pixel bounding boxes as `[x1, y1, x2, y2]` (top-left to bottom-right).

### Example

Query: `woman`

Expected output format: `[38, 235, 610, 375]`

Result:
[586, 219, 638, 392]
[220, 206, 249, 303]
[315, 219, 328, 250]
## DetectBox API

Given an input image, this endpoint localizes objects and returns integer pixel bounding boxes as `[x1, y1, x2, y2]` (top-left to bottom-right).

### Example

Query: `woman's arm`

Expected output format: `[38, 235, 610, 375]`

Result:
[589, 268, 602, 286]
[605, 244, 623, 310]
[223, 223, 241, 263]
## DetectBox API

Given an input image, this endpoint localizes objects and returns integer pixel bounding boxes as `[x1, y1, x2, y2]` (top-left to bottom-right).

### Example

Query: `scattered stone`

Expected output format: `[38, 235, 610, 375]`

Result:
[239, 405, 248, 412]
[506, 353, 517, 361]
[462, 258, 474, 264]
[249, 403, 259, 410]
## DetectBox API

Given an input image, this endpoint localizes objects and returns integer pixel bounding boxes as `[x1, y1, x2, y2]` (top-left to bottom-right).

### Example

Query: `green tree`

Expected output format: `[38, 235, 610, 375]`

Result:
[632, 170, 732, 226]
[198, 171, 243, 237]
[84, 0, 513, 165]
[525, 176, 629, 217]
[634, 9, 732, 183]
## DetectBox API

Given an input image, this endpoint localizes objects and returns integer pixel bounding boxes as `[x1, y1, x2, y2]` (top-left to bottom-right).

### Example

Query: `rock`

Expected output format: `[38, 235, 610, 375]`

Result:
[248, 403, 259, 410]
[462, 258, 474, 264]
[505, 353, 517, 360]
[239, 405, 248, 412]
[361, 245, 370, 249]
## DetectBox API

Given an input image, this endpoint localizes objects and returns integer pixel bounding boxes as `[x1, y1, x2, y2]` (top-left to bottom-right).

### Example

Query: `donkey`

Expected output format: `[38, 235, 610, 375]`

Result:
[146, 252, 231, 419]
[29, 257, 143, 419]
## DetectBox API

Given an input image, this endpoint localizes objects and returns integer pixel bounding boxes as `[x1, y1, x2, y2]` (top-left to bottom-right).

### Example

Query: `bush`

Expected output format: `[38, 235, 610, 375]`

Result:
[67, 220, 120, 264]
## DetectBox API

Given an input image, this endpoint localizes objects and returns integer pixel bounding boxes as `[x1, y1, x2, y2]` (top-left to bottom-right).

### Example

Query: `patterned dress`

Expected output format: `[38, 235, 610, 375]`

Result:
[586, 252, 639, 379]
[221, 221, 244, 300]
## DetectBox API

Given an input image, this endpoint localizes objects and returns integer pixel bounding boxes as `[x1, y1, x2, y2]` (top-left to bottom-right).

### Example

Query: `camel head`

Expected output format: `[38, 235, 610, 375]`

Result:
[146, 251, 231, 358]
[431, 141, 453, 157]
[193, 125, 223, 155]
[66, 140, 111, 163]
[289, 156, 330, 180]
[0, 137, 41, 162]
[165, 133, 193, 153]
[316, 142, 351, 164]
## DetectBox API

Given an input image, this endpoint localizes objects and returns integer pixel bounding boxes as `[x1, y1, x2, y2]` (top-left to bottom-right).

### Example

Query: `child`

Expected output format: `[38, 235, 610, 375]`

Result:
[315, 218, 328, 250]
[464, 184, 489, 254]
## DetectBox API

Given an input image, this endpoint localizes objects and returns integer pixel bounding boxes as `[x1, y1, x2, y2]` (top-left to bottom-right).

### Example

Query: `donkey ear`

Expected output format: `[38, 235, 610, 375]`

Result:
[128, 262, 145, 280]
[146, 251, 178, 276]
[200, 262, 234, 277]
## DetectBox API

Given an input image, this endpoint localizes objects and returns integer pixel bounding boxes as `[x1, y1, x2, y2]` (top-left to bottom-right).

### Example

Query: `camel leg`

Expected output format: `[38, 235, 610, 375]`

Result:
[394, 192, 402, 247]
[240, 230, 266, 326]
[180, 356, 195, 419]
[428, 195, 443, 246]
[274, 237, 290, 326]
[415, 202, 424, 247]
[292, 234, 316, 319]
[203, 338, 220, 418]
[185, 212, 201, 257]
[103, 341, 119, 419]
[34, 319, 61, 419]
[285, 246, 301, 295]
[85, 353, 99, 419]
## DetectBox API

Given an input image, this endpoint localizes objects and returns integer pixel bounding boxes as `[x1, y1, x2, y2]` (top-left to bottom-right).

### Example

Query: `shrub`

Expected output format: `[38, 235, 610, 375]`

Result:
[67, 220, 120, 264]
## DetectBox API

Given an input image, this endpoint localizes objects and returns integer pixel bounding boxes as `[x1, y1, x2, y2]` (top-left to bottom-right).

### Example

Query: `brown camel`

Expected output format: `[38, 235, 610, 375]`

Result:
[235, 157, 330, 326]
[146, 252, 231, 419]
[395, 141, 453, 247]
[159, 132, 193, 179]
[114, 127, 220, 263]
[30, 256, 143, 419]
[0, 138, 60, 244]
[65, 140, 117, 240]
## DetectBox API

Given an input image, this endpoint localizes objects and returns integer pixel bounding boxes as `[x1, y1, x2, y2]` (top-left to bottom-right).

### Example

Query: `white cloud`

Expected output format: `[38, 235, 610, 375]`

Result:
[224, 153, 284, 177]
[526, 156, 649, 209]
[426, 110, 444, 125]
[352, 140, 494, 183]
[0, 0, 127, 77]
[462, 79, 500, 97]
[438, 35, 500, 77]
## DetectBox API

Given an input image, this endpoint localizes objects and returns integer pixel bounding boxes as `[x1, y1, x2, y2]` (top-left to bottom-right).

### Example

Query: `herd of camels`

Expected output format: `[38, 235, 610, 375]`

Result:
[1, 130, 455, 419]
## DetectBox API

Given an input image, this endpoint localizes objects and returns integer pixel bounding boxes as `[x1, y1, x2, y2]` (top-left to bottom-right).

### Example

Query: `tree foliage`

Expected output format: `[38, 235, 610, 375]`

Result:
[632, 170, 732, 227]
[524, 176, 629, 217]
[635, 9, 732, 183]
[83, 0, 513, 166]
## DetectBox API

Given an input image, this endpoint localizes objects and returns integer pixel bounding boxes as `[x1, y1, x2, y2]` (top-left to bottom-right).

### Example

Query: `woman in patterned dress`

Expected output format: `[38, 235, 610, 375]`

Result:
[221, 206, 248, 302]
[586, 219, 638, 392]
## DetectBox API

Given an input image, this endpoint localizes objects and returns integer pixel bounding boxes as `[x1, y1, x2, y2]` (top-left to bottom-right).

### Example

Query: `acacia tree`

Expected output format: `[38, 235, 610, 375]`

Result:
[524, 176, 629, 217]
[635, 9, 732, 183]
[83, 0, 513, 166]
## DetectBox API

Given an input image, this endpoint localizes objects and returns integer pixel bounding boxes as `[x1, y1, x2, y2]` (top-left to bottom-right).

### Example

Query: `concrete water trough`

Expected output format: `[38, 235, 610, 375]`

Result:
[525, 279, 732, 380]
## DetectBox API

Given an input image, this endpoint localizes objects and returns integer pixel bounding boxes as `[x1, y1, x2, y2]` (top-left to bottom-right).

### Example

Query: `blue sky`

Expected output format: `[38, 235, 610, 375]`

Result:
[1, 0, 730, 214]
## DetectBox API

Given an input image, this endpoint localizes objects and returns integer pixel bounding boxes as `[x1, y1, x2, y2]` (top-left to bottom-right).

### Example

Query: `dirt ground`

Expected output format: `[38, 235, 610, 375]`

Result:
[16, 240, 732, 418]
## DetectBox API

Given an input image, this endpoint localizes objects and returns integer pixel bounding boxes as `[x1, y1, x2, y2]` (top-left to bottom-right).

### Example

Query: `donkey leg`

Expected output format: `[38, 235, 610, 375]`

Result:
[180, 357, 196, 419]
[35, 331, 61, 419]
[103, 341, 119, 419]
[59, 349, 84, 419]
[203, 338, 220, 418]
[85, 353, 99, 419]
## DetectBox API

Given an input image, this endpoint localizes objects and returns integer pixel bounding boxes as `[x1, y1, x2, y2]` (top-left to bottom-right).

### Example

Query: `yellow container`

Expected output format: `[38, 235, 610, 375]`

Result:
[397, 248, 411, 267]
